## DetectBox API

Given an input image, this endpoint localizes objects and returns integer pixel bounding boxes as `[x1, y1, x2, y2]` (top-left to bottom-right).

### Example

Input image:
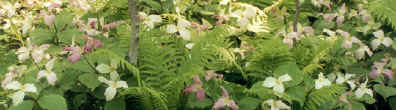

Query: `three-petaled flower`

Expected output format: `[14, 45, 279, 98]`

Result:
[166, 18, 192, 41]
[262, 99, 290, 110]
[336, 73, 356, 89]
[184, 75, 205, 100]
[315, 73, 331, 89]
[354, 79, 373, 98]
[370, 59, 393, 80]
[263, 74, 292, 93]
[5, 81, 37, 105]
[371, 30, 392, 50]
[213, 86, 239, 110]
[96, 59, 120, 80]
[98, 76, 128, 101]
[16, 38, 51, 63]
[37, 58, 57, 85]
[139, 12, 162, 29]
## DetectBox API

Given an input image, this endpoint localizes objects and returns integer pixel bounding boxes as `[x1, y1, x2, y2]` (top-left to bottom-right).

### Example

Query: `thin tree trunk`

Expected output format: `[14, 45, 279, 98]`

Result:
[128, 0, 139, 64]
[294, 0, 300, 32]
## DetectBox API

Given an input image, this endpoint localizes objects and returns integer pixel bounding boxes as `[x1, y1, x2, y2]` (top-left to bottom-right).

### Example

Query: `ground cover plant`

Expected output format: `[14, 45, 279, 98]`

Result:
[1, 0, 396, 110]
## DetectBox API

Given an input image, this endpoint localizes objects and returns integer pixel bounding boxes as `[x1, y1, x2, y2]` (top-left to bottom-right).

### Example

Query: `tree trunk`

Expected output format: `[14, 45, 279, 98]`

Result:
[294, 0, 300, 32]
[128, 0, 139, 64]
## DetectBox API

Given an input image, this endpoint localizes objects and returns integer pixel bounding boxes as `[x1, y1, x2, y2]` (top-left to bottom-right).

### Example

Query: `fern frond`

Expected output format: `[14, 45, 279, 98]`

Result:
[368, 0, 396, 29]
[303, 85, 347, 110]
[121, 87, 168, 110]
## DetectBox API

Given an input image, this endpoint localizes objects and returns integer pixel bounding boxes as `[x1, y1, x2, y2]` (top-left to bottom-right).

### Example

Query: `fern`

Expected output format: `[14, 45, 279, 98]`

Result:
[121, 87, 168, 110]
[368, 0, 396, 29]
[304, 85, 347, 110]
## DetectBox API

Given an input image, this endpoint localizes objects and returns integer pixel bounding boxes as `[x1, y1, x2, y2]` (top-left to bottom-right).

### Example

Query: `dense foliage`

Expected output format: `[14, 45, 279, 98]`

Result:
[1, 0, 396, 110]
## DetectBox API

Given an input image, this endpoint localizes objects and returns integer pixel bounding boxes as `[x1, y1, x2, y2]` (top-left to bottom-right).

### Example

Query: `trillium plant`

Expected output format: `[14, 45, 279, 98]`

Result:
[1, 0, 396, 110]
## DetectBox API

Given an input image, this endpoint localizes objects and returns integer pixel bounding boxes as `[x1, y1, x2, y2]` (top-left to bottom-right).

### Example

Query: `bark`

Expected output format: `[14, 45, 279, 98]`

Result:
[294, 0, 300, 32]
[128, 0, 139, 64]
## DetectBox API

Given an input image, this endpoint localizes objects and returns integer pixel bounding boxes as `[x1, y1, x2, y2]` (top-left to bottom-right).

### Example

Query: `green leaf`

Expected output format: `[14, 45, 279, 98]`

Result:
[78, 73, 101, 91]
[38, 94, 68, 110]
[287, 86, 306, 106]
[104, 97, 126, 110]
[238, 97, 261, 110]
[389, 96, 396, 110]
[55, 11, 73, 29]
[274, 62, 304, 87]
[392, 57, 396, 69]
[9, 100, 34, 110]
[30, 28, 54, 44]
[58, 28, 84, 45]
[187, 96, 213, 109]
[351, 101, 366, 110]
[373, 84, 396, 99]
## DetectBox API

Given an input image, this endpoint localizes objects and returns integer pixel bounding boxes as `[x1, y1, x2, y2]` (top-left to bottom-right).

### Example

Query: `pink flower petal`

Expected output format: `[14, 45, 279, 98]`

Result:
[220, 86, 229, 97]
[68, 52, 81, 63]
[93, 39, 103, 48]
[229, 100, 239, 110]
[193, 75, 202, 85]
[103, 21, 125, 31]
[184, 85, 196, 93]
[213, 98, 226, 109]
[44, 14, 56, 26]
[84, 44, 92, 52]
[384, 69, 394, 80]
[196, 89, 205, 100]
[370, 69, 380, 79]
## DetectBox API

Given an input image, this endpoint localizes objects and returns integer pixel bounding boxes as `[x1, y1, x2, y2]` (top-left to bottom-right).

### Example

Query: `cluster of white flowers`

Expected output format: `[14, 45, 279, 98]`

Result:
[262, 74, 292, 109]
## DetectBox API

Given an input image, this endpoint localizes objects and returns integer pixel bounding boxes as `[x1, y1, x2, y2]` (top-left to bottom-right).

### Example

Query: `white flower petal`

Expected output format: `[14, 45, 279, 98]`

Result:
[104, 87, 117, 101]
[371, 39, 381, 50]
[177, 18, 191, 28]
[96, 64, 112, 73]
[276, 100, 290, 109]
[166, 24, 178, 33]
[263, 77, 277, 88]
[116, 81, 128, 88]
[37, 70, 48, 80]
[273, 84, 285, 93]
[179, 28, 191, 41]
[149, 15, 162, 23]
[185, 43, 195, 49]
[46, 72, 57, 85]
[98, 76, 111, 85]
[373, 30, 384, 38]
[382, 37, 392, 47]
[110, 72, 119, 81]
[11, 91, 25, 105]
[279, 74, 292, 82]
[23, 84, 37, 93]
[5, 81, 21, 90]
[46, 58, 56, 70]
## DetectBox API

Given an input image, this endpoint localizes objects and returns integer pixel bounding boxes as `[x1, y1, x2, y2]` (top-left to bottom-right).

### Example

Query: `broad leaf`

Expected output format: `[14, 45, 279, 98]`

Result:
[38, 94, 68, 110]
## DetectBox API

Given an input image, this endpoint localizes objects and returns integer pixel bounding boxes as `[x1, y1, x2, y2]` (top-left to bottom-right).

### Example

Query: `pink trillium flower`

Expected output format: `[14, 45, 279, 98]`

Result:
[84, 35, 103, 52]
[370, 59, 393, 80]
[44, 14, 56, 26]
[102, 21, 125, 31]
[213, 86, 239, 110]
[184, 75, 205, 100]
[63, 38, 84, 63]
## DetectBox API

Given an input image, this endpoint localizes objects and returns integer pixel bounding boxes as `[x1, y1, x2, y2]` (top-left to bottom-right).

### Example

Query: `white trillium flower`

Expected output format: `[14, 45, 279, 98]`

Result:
[98, 76, 128, 101]
[139, 12, 162, 29]
[336, 73, 356, 89]
[355, 44, 373, 60]
[31, 44, 51, 63]
[371, 30, 392, 50]
[263, 74, 292, 93]
[96, 59, 120, 80]
[315, 73, 331, 89]
[37, 58, 57, 85]
[166, 18, 191, 41]
[354, 80, 373, 98]
[16, 38, 33, 62]
[263, 99, 290, 110]
[5, 81, 37, 105]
